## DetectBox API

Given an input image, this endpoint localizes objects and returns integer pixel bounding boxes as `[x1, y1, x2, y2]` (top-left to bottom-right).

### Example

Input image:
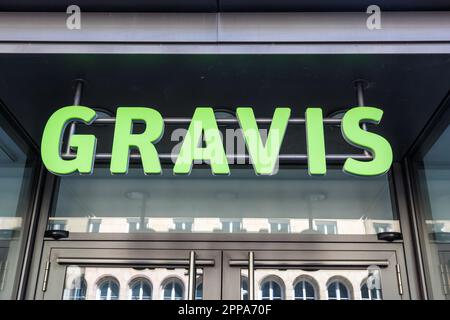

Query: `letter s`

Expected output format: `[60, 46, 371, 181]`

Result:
[341, 107, 392, 176]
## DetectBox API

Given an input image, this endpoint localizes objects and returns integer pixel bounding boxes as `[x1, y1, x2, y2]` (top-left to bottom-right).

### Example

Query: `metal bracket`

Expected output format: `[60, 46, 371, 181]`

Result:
[62, 79, 374, 164]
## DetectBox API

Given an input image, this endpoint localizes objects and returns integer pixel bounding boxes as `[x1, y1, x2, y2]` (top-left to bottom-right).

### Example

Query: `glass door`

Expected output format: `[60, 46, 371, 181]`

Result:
[35, 244, 221, 300]
[34, 242, 408, 300]
[223, 247, 408, 300]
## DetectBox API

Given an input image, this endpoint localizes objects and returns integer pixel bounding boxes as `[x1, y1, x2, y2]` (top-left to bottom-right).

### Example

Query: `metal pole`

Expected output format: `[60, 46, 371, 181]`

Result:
[65, 80, 84, 155]
[92, 117, 342, 125]
[355, 80, 370, 157]
[62, 152, 372, 161]
[187, 251, 196, 300]
[248, 251, 255, 300]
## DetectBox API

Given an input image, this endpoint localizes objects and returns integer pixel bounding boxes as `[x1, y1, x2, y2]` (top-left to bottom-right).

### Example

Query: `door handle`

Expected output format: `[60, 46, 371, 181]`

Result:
[229, 259, 389, 268]
[187, 251, 196, 300]
[56, 257, 215, 267]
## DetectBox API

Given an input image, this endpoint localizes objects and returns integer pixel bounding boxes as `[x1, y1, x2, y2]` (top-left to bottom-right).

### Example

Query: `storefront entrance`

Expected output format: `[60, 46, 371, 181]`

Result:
[4, 52, 450, 301]
[35, 240, 407, 300]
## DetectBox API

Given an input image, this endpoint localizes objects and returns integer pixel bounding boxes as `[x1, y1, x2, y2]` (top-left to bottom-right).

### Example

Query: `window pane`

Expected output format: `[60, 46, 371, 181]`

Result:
[272, 281, 282, 298]
[50, 169, 397, 235]
[130, 279, 151, 300]
[304, 281, 315, 299]
[327, 282, 337, 299]
[62, 266, 191, 300]
[413, 125, 450, 299]
[242, 268, 378, 300]
[195, 282, 203, 300]
[361, 283, 370, 300]
[0, 124, 36, 299]
[241, 278, 249, 300]
[339, 283, 349, 299]
[261, 282, 271, 300]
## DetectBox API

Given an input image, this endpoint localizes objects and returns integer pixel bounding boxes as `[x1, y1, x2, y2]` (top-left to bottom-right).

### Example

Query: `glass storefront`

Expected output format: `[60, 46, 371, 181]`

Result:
[49, 168, 398, 236]
[0, 121, 37, 299]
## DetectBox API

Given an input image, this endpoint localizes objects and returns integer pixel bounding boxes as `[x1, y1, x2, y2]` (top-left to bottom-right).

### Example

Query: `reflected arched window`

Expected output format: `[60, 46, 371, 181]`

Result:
[65, 277, 87, 300]
[260, 278, 284, 300]
[361, 282, 382, 300]
[97, 277, 120, 300]
[294, 279, 317, 300]
[195, 276, 203, 300]
[129, 278, 152, 300]
[241, 277, 249, 300]
[327, 279, 350, 300]
[162, 278, 184, 300]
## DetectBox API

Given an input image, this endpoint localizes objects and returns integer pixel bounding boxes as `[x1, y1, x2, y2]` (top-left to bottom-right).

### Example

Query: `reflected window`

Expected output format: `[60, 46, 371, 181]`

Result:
[87, 219, 101, 233]
[195, 282, 203, 300]
[51, 168, 397, 236]
[97, 278, 120, 300]
[327, 280, 350, 300]
[221, 219, 242, 233]
[315, 221, 337, 235]
[48, 219, 66, 231]
[173, 219, 193, 232]
[260, 278, 284, 300]
[129, 278, 152, 300]
[373, 223, 392, 233]
[162, 278, 184, 300]
[294, 279, 317, 300]
[361, 282, 382, 300]
[65, 277, 87, 300]
[269, 221, 290, 233]
[241, 277, 249, 300]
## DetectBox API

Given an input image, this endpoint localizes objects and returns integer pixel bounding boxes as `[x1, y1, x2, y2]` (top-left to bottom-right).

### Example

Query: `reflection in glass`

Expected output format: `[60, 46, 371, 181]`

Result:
[361, 282, 382, 300]
[241, 268, 381, 300]
[0, 124, 36, 299]
[294, 280, 316, 300]
[414, 125, 450, 299]
[129, 278, 152, 300]
[62, 266, 192, 300]
[64, 277, 87, 300]
[327, 280, 350, 300]
[162, 278, 184, 300]
[51, 169, 397, 235]
[241, 277, 249, 300]
[97, 278, 119, 300]
[195, 281, 203, 300]
[260, 279, 283, 300]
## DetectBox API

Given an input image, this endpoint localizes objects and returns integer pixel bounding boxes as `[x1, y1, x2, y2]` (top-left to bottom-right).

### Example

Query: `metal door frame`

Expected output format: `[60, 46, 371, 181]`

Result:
[223, 248, 406, 300]
[33, 240, 408, 300]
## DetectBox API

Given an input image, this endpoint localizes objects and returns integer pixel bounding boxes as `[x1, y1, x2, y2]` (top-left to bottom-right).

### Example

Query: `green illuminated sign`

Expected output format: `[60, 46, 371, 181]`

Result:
[41, 106, 393, 177]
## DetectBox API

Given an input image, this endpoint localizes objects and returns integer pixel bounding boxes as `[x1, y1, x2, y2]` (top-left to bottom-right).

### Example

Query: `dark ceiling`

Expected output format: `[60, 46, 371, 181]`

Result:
[1, 0, 450, 12]
[0, 54, 449, 160]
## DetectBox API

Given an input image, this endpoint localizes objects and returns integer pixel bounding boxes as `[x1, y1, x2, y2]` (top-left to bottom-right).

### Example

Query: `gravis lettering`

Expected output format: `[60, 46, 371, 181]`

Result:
[40, 106, 393, 177]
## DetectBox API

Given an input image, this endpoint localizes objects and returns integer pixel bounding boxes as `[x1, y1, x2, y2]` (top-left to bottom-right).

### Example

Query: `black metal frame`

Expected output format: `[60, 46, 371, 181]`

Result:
[0, 99, 43, 299]
[403, 88, 450, 299]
